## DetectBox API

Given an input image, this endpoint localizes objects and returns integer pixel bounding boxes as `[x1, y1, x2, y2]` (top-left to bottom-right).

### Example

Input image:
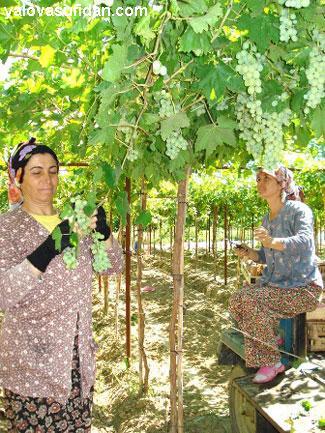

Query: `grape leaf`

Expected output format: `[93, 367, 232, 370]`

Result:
[238, 14, 279, 53]
[161, 112, 190, 140]
[115, 191, 129, 225]
[195, 125, 236, 158]
[133, 15, 156, 48]
[134, 210, 152, 227]
[52, 226, 62, 252]
[102, 44, 128, 82]
[179, 27, 211, 55]
[311, 107, 325, 138]
[39, 45, 56, 67]
[101, 162, 116, 188]
[178, 0, 208, 18]
[189, 4, 223, 34]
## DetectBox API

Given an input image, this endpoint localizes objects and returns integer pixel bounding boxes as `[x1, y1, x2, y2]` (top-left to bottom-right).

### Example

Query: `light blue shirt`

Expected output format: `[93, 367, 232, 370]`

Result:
[257, 201, 323, 289]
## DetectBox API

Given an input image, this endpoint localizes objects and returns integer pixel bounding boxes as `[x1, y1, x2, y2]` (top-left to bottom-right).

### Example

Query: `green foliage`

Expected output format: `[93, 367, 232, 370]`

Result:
[0, 0, 323, 212]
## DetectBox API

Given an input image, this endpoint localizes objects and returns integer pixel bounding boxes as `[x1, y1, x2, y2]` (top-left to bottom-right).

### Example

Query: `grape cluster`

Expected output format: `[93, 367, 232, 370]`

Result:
[63, 247, 78, 270]
[236, 43, 263, 95]
[279, 0, 310, 8]
[70, 197, 91, 235]
[62, 197, 111, 273]
[91, 232, 112, 273]
[166, 130, 188, 159]
[156, 91, 174, 117]
[236, 94, 292, 168]
[280, 9, 298, 42]
[304, 44, 325, 113]
[126, 148, 139, 161]
[152, 60, 167, 76]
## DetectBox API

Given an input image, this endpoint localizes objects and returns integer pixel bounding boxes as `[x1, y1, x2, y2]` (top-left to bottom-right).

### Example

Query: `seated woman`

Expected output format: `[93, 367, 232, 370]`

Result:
[229, 166, 323, 384]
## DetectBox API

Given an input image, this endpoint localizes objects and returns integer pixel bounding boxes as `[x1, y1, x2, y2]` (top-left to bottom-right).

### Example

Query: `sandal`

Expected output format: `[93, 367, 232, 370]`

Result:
[252, 363, 285, 384]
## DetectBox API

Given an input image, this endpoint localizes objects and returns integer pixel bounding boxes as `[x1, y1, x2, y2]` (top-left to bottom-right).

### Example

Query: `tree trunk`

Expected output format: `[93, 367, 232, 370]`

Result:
[224, 206, 228, 286]
[98, 274, 102, 294]
[125, 178, 132, 363]
[153, 227, 156, 257]
[251, 215, 254, 248]
[136, 178, 150, 393]
[169, 166, 190, 433]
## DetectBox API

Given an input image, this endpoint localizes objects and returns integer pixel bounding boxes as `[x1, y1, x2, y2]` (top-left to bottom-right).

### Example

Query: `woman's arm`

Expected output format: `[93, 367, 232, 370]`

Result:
[234, 244, 265, 263]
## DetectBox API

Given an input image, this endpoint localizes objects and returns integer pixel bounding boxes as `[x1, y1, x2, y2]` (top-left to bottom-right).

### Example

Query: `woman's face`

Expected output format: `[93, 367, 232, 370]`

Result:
[19, 153, 59, 204]
[256, 171, 282, 200]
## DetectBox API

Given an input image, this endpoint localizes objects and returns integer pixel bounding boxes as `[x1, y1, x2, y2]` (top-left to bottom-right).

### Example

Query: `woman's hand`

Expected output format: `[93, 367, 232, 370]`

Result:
[254, 227, 273, 248]
[233, 243, 250, 259]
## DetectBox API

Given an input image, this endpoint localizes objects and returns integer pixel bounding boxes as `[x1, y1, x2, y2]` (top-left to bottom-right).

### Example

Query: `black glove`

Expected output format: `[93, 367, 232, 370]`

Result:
[27, 220, 72, 273]
[95, 206, 111, 241]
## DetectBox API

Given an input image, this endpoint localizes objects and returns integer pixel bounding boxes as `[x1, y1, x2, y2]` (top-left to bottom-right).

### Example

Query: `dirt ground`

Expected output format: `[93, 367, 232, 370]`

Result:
[90, 250, 238, 433]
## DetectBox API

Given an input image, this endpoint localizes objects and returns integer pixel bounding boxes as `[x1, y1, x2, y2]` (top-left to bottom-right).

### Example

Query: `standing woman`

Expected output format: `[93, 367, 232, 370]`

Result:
[0, 138, 124, 432]
[229, 166, 323, 384]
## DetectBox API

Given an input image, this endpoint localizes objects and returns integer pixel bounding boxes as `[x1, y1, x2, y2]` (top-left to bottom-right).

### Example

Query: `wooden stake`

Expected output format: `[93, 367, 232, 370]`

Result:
[212, 207, 217, 257]
[125, 178, 132, 362]
[224, 205, 228, 286]
[136, 178, 150, 393]
[169, 166, 190, 433]
[115, 274, 121, 339]
[103, 275, 109, 315]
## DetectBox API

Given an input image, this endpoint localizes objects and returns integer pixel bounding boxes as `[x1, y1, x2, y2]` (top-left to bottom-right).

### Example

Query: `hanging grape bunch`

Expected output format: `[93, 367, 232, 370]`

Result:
[60, 197, 111, 273]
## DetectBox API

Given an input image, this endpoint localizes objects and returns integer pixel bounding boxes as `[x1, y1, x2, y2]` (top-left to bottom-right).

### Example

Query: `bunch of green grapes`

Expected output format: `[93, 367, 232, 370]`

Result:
[235, 42, 263, 95]
[165, 130, 188, 159]
[236, 94, 291, 168]
[155, 91, 174, 117]
[279, 9, 298, 42]
[304, 36, 325, 113]
[62, 197, 111, 272]
[91, 232, 112, 273]
[279, 0, 310, 8]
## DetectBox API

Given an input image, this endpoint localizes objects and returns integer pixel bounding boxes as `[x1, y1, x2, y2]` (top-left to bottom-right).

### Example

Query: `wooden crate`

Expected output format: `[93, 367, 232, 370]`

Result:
[307, 321, 325, 352]
[232, 364, 325, 433]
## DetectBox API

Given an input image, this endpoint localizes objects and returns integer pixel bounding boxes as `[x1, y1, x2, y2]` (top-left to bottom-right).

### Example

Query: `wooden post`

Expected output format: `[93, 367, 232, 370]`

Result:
[170, 224, 173, 262]
[208, 213, 211, 254]
[187, 226, 190, 251]
[160, 220, 163, 251]
[153, 227, 156, 257]
[115, 274, 121, 339]
[136, 178, 150, 393]
[103, 275, 109, 315]
[205, 218, 208, 255]
[98, 275, 102, 293]
[149, 224, 152, 255]
[224, 205, 228, 286]
[212, 207, 217, 257]
[195, 217, 198, 261]
[125, 178, 132, 362]
[169, 166, 190, 433]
